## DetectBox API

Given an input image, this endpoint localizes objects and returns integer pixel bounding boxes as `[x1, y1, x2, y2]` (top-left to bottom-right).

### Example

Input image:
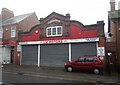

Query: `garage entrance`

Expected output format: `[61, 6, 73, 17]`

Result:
[71, 42, 97, 60]
[21, 45, 38, 66]
[40, 44, 69, 67]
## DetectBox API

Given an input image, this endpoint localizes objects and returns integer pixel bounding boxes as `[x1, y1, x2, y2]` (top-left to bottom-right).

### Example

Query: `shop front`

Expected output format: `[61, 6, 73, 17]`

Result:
[19, 38, 99, 67]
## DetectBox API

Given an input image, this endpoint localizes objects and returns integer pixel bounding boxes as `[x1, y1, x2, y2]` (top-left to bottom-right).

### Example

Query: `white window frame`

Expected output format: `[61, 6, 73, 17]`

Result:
[11, 26, 16, 38]
[46, 26, 62, 37]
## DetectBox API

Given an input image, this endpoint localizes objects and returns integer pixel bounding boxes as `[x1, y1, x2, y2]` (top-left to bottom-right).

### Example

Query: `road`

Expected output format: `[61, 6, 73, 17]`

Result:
[2, 72, 97, 85]
[1, 64, 119, 85]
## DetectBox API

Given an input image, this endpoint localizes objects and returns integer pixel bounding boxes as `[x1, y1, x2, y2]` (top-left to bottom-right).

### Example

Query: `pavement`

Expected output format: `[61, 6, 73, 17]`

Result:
[2, 64, 120, 84]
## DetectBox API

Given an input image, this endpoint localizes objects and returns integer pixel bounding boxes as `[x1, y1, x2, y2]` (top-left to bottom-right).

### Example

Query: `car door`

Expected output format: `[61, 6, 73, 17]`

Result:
[74, 58, 85, 71]
[83, 58, 94, 71]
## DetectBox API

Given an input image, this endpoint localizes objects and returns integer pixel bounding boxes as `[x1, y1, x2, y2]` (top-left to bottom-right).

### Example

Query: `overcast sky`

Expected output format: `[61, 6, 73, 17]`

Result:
[0, 0, 120, 32]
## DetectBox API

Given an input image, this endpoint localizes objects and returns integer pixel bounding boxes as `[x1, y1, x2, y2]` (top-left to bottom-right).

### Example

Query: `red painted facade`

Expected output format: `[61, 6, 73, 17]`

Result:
[19, 12, 105, 67]
[21, 23, 98, 42]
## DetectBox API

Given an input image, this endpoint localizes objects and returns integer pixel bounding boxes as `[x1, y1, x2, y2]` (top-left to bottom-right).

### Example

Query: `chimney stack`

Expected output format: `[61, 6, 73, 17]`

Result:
[1, 8, 14, 20]
[66, 13, 70, 20]
[110, 0, 116, 11]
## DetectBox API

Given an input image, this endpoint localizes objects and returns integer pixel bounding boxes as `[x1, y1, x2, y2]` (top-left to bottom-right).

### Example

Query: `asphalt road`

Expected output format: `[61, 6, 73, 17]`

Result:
[3, 72, 95, 85]
[2, 64, 119, 85]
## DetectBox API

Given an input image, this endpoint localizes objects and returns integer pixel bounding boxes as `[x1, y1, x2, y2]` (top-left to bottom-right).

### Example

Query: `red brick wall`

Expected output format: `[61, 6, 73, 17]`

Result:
[98, 37, 105, 47]
[3, 25, 12, 40]
[110, 20, 116, 42]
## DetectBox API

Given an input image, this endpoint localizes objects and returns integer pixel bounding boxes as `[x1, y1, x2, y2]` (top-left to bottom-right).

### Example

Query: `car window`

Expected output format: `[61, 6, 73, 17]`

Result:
[78, 58, 84, 62]
[85, 58, 94, 62]
[93, 58, 97, 62]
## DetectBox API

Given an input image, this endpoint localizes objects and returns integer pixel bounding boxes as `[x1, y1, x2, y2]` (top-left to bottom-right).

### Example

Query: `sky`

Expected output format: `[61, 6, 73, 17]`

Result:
[0, 0, 120, 32]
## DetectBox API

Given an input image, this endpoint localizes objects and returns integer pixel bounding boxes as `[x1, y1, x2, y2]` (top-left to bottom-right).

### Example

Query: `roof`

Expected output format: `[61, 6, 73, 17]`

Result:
[108, 10, 120, 19]
[40, 12, 69, 23]
[44, 12, 67, 20]
[0, 12, 34, 26]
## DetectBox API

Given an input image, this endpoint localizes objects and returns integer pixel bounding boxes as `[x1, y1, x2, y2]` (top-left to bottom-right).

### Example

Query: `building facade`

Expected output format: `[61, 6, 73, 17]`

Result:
[19, 12, 105, 67]
[0, 8, 40, 64]
[106, 0, 120, 72]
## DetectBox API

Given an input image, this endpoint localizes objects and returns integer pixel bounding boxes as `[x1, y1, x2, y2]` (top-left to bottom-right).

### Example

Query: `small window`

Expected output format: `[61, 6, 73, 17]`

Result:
[52, 28, 56, 35]
[47, 28, 51, 36]
[57, 27, 62, 35]
[11, 26, 16, 38]
[46, 26, 62, 37]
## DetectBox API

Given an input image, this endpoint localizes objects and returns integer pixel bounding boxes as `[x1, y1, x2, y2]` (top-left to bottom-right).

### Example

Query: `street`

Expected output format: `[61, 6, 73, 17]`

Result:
[2, 72, 82, 83]
[2, 64, 120, 85]
[2, 72, 99, 85]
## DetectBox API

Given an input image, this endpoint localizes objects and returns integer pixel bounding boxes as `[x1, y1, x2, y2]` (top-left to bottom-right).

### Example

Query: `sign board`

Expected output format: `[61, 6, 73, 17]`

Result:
[17, 45, 21, 51]
[97, 47, 105, 56]
[19, 38, 99, 45]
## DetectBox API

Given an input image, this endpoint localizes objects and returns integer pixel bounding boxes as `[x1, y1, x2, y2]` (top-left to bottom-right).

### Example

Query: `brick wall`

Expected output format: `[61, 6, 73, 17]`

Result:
[18, 12, 40, 32]
[3, 12, 40, 41]
[110, 20, 116, 42]
[3, 25, 13, 40]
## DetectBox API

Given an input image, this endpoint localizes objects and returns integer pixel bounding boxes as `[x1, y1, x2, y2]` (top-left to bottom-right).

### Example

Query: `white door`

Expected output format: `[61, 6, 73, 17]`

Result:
[2, 46, 11, 64]
[0, 46, 2, 64]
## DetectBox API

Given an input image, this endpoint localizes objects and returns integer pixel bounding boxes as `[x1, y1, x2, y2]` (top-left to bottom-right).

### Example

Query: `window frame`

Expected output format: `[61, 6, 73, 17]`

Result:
[11, 26, 16, 38]
[46, 26, 62, 37]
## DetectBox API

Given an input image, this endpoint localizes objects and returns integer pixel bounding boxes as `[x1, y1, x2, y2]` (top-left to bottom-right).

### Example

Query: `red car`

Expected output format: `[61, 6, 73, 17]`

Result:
[64, 56, 103, 74]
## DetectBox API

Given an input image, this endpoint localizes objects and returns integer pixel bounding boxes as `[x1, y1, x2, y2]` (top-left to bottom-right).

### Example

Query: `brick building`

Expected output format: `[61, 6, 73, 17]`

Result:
[106, 0, 120, 72]
[19, 12, 105, 67]
[0, 8, 40, 64]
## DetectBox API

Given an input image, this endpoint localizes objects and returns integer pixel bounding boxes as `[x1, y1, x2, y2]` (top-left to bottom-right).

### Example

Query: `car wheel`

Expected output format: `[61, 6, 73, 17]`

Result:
[67, 66, 73, 72]
[94, 68, 100, 75]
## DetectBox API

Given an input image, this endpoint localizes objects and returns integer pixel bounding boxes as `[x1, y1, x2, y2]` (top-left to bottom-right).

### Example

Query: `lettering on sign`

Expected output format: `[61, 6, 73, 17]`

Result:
[85, 38, 98, 42]
[43, 40, 62, 44]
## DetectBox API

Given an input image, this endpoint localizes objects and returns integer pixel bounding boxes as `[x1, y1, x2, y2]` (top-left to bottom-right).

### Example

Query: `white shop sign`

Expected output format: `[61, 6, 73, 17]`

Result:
[19, 38, 99, 45]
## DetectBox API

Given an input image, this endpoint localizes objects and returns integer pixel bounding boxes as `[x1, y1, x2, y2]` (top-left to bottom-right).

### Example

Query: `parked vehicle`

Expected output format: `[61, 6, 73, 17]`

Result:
[64, 56, 103, 74]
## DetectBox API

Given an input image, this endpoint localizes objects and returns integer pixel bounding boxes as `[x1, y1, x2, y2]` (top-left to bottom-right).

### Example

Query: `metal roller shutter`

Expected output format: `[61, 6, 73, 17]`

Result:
[41, 44, 69, 67]
[72, 42, 97, 60]
[21, 45, 38, 66]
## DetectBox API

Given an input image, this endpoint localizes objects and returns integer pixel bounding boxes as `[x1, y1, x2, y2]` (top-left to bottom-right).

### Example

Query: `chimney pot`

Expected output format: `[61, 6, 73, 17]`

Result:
[40, 18, 44, 22]
[66, 13, 70, 20]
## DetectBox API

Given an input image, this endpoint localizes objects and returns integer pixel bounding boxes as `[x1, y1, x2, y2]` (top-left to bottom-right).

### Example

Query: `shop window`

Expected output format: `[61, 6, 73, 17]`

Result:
[46, 26, 62, 37]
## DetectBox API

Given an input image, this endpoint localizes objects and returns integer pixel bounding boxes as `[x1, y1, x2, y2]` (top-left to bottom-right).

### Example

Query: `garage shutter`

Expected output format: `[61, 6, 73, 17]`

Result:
[72, 42, 97, 60]
[41, 44, 69, 67]
[21, 45, 38, 66]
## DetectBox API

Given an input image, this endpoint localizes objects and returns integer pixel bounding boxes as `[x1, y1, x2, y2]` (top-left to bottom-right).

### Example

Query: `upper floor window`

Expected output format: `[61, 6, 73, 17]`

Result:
[0, 27, 3, 39]
[11, 26, 16, 38]
[46, 26, 62, 37]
